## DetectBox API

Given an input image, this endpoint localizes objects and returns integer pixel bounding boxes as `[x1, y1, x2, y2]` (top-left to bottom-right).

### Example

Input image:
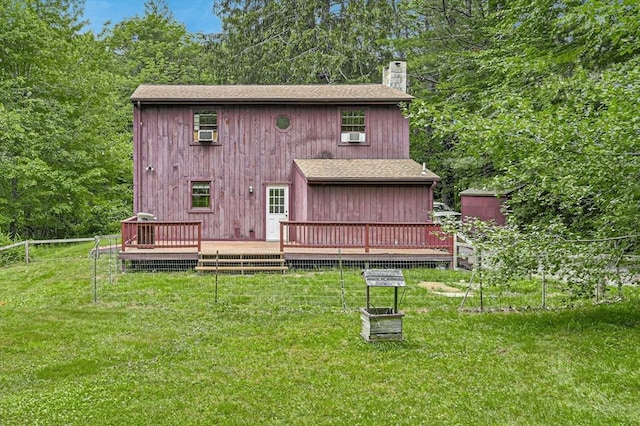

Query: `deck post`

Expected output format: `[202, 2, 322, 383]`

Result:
[121, 221, 126, 252]
[424, 225, 429, 249]
[365, 223, 370, 253]
[448, 231, 455, 269]
[280, 222, 284, 252]
[452, 233, 458, 270]
[197, 223, 202, 251]
[449, 231, 455, 254]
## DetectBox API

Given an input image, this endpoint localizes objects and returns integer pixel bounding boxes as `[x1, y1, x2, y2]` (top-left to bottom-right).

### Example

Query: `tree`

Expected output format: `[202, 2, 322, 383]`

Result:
[0, 0, 132, 238]
[212, 0, 405, 84]
[403, 0, 640, 240]
[394, 0, 497, 206]
[102, 0, 219, 90]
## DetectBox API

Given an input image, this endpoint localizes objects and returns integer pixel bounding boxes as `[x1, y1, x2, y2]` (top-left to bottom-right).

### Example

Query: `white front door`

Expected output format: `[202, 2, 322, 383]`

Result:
[266, 185, 289, 241]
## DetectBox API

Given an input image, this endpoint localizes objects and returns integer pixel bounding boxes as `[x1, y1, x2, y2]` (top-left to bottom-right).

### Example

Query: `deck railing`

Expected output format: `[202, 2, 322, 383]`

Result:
[280, 221, 453, 253]
[121, 216, 202, 251]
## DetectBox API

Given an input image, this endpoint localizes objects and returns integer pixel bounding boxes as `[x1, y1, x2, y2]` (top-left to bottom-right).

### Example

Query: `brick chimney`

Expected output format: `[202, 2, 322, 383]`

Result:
[383, 61, 407, 93]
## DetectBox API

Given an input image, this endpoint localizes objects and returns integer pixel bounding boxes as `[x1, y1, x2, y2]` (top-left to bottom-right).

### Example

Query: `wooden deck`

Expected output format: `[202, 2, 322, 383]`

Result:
[121, 240, 449, 256]
[118, 240, 452, 270]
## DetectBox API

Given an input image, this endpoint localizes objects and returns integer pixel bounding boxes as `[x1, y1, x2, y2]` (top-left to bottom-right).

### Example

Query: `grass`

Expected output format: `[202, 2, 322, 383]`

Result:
[1, 243, 639, 425]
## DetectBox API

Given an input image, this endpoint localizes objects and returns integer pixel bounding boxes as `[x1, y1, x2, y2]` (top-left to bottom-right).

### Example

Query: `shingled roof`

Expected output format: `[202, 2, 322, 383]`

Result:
[131, 84, 414, 104]
[294, 159, 439, 183]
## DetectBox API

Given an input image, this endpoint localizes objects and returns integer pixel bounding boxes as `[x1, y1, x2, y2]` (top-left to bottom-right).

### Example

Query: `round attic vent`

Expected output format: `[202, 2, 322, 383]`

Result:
[276, 114, 291, 130]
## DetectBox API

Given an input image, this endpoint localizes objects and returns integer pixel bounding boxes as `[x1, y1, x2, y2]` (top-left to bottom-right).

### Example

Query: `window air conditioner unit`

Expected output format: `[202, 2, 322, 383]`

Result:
[198, 129, 216, 142]
[341, 132, 365, 143]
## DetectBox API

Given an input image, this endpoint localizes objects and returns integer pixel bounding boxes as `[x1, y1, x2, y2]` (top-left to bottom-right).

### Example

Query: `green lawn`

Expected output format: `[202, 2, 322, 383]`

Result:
[1, 244, 639, 425]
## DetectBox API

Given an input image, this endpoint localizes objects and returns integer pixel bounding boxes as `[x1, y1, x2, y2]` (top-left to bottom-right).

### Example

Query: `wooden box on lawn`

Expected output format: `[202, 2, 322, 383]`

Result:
[360, 269, 405, 342]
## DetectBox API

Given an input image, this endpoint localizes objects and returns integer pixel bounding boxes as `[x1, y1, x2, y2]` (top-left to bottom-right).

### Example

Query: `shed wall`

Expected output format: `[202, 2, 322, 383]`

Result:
[460, 195, 507, 225]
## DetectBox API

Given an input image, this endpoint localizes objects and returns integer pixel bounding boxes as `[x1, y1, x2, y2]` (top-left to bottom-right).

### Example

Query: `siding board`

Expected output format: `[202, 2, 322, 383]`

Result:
[305, 185, 429, 223]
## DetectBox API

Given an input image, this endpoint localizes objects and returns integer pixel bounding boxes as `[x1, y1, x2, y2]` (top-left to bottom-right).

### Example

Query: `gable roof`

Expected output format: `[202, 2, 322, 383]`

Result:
[294, 159, 439, 184]
[131, 84, 414, 105]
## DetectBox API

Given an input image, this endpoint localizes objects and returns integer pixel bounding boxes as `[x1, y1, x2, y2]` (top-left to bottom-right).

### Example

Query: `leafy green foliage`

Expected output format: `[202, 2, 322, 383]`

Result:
[0, 233, 22, 266]
[213, 0, 403, 84]
[101, 0, 218, 89]
[0, 0, 132, 238]
[446, 218, 638, 306]
[403, 0, 640, 242]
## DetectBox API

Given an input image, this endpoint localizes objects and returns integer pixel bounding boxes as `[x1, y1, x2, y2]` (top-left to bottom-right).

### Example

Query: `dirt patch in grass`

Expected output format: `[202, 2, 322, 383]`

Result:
[418, 282, 462, 292]
[418, 281, 468, 298]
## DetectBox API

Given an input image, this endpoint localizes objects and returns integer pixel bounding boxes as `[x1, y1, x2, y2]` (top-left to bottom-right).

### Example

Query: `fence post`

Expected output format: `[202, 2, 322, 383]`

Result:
[109, 236, 114, 284]
[25, 240, 30, 265]
[215, 250, 219, 304]
[541, 268, 546, 309]
[339, 248, 347, 312]
[94, 236, 100, 258]
[93, 236, 100, 304]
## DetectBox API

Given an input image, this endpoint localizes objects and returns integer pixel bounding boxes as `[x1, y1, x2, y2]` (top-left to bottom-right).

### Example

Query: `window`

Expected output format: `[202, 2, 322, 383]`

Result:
[340, 109, 366, 143]
[191, 181, 211, 209]
[341, 110, 365, 133]
[193, 110, 218, 143]
[268, 188, 286, 214]
[275, 114, 291, 131]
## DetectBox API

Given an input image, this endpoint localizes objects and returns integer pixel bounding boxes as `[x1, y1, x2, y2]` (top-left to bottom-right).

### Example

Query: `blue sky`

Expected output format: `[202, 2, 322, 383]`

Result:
[82, 0, 222, 34]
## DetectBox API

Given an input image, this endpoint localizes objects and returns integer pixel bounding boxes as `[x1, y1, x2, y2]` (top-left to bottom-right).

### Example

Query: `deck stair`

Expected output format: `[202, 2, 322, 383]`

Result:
[195, 252, 288, 274]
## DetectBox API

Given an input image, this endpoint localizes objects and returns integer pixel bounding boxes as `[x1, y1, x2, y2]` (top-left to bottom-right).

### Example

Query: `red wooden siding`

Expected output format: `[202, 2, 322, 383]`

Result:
[461, 195, 507, 225]
[305, 185, 431, 223]
[292, 166, 308, 222]
[134, 104, 412, 240]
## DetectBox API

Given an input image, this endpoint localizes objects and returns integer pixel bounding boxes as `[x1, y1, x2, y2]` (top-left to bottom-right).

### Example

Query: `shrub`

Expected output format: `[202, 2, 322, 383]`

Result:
[0, 233, 23, 266]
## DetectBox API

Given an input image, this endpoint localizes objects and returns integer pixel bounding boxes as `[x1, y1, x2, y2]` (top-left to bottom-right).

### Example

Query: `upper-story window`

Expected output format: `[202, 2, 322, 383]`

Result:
[193, 110, 219, 144]
[340, 109, 366, 144]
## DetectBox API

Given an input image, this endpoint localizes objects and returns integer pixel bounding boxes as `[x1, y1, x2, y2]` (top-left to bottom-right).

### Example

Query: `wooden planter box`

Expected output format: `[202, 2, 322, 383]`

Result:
[360, 307, 404, 342]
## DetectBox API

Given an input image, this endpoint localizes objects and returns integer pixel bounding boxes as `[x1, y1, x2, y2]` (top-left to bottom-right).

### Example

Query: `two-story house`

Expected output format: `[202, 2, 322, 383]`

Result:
[127, 62, 440, 248]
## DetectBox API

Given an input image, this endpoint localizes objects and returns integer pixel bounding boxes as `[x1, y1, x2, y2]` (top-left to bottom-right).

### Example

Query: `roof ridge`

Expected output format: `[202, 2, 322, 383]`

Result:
[131, 84, 414, 103]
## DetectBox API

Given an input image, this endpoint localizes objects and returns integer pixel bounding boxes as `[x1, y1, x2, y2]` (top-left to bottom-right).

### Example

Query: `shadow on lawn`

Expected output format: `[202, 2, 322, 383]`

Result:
[471, 299, 640, 333]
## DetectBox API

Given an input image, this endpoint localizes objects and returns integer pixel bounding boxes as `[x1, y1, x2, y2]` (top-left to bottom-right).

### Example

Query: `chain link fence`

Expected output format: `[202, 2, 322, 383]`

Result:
[113, 250, 452, 312]
[4, 235, 637, 312]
